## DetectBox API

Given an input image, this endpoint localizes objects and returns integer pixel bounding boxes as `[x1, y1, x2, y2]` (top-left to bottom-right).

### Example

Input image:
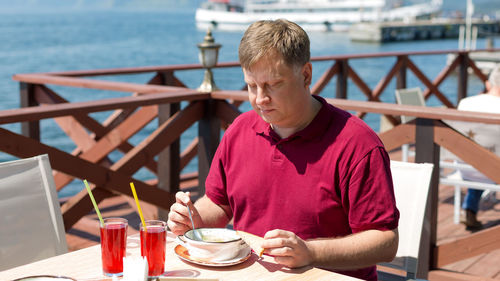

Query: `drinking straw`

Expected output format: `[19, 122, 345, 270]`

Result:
[83, 179, 104, 227]
[130, 182, 147, 232]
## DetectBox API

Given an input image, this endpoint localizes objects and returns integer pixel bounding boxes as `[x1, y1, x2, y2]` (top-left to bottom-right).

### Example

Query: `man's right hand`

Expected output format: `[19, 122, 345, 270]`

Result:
[167, 191, 202, 236]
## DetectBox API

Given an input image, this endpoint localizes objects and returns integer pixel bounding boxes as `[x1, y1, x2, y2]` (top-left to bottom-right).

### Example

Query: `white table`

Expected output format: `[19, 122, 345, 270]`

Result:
[0, 232, 361, 281]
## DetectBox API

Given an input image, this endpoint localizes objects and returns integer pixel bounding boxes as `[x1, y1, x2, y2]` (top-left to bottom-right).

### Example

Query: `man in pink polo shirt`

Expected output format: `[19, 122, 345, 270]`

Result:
[168, 19, 399, 281]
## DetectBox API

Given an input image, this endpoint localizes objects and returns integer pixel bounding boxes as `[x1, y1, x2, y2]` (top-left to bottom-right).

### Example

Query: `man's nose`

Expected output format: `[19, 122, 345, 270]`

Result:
[256, 87, 270, 105]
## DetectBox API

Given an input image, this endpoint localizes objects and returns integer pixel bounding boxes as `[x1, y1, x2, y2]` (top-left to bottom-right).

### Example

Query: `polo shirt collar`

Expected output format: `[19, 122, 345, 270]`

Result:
[251, 95, 333, 141]
[252, 113, 271, 135]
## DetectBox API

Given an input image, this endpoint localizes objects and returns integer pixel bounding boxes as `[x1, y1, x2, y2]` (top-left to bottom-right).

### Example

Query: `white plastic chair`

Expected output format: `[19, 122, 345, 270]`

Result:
[395, 87, 425, 162]
[0, 154, 68, 271]
[378, 161, 434, 281]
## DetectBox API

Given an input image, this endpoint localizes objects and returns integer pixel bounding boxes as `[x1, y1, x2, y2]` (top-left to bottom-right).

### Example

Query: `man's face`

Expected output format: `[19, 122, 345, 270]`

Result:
[243, 55, 312, 129]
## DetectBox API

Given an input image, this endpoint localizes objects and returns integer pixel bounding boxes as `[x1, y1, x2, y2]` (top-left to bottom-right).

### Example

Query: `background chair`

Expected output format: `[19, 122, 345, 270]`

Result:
[0, 154, 68, 271]
[378, 160, 434, 281]
[395, 87, 425, 162]
[395, 87, 426, 124]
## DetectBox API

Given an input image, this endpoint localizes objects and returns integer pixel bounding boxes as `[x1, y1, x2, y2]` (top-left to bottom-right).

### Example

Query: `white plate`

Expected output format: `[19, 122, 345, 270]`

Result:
[174, 244, 251, 267]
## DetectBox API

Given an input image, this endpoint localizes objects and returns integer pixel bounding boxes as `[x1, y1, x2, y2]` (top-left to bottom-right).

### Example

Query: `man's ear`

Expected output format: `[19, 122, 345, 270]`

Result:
[301, 62, 313, 87]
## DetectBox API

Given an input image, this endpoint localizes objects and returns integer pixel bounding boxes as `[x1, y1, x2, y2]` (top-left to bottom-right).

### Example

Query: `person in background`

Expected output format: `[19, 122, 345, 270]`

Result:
[168, 19, 399, 281]
[459, 66, 500, 228]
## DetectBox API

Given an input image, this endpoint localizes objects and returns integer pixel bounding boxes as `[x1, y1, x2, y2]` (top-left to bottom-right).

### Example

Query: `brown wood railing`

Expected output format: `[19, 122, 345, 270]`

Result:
[2, 48, 500, 279]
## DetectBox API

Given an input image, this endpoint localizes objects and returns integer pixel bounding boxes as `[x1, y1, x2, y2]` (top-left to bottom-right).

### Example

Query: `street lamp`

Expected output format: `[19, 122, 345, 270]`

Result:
[197, 29, 222, 92]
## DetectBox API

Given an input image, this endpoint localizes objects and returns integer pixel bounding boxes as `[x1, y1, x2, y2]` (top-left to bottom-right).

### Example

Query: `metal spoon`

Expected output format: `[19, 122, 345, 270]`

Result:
[186, 198, 203, 241]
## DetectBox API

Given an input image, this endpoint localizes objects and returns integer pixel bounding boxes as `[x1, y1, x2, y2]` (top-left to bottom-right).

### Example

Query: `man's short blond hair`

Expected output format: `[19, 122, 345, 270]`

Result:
[238, 19, 310, 70]
[488, 66, 500, 88]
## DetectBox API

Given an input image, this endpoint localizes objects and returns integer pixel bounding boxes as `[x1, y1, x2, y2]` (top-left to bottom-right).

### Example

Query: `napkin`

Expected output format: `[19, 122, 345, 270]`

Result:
[122, 256, 148, 281]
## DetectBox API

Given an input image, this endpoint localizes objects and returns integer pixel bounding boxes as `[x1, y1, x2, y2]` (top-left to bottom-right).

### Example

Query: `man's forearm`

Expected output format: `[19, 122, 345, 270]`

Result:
[307, 229, 398, 270]
[194, 195, 232, 228]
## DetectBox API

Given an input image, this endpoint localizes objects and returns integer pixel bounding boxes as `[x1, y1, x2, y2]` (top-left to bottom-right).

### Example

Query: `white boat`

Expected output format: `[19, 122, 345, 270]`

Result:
[195, 0, 443, 32]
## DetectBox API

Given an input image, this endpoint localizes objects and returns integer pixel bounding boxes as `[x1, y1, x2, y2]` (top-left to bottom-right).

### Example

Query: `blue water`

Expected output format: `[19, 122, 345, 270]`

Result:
[0, 1, 498, 198]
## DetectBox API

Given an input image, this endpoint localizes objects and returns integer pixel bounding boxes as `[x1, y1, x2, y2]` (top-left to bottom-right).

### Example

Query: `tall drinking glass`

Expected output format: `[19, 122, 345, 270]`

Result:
[140, 220, 167, 278]
[100, 217, 128, 276]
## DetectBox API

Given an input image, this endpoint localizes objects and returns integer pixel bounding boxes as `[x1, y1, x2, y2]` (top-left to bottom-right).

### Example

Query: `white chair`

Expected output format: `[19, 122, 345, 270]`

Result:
[378, 160, 434, 281]
[0, 154, 68, 271]
[441, 120, 500, 224]
[395, 87, 425, 162]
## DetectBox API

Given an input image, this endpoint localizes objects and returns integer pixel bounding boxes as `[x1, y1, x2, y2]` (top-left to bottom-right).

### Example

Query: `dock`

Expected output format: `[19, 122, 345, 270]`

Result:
[349, 18, 500, 43]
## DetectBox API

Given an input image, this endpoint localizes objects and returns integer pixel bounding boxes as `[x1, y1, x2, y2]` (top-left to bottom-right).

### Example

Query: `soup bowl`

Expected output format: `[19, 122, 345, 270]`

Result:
[177, 228, 248, 261]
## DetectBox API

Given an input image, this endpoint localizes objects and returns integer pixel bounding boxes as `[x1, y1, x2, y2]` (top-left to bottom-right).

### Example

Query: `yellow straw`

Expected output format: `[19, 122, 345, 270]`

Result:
[83, 179, 104, 227]
[130, 182, 147, 232]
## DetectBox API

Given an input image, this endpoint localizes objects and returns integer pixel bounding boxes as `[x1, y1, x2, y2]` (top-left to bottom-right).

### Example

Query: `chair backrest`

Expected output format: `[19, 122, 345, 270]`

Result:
[379, 161, 434, 281]
[0, 154, 68, 271]
[395, 87, 425, 123]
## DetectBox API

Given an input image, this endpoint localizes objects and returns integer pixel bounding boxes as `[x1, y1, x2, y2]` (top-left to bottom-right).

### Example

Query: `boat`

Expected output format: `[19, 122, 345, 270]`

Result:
[195, 0, 443, 32]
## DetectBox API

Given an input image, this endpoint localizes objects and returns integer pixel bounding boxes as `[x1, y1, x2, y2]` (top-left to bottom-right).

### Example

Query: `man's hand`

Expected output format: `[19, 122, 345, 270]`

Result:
[167, 191, 202, 236]
[262, 229, 313, 268]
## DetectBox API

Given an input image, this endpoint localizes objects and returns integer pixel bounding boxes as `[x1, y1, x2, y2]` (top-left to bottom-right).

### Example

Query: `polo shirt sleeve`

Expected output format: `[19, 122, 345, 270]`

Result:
[205, 137, 230, 206]
[345, 146, 399, 233]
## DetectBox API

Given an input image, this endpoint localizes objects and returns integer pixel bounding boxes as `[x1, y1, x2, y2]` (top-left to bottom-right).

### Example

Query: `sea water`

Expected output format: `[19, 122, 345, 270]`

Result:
[0, 1, 497, 198]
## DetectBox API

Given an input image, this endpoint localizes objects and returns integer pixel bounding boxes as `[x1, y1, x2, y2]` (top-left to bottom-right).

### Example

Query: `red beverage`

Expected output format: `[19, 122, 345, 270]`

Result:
[140, 220, 167, 277]
[100, 218, 128, 276]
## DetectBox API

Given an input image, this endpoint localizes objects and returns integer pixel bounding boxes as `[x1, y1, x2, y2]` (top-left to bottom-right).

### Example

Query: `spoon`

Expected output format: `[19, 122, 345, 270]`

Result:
[185, 194, 203, 241]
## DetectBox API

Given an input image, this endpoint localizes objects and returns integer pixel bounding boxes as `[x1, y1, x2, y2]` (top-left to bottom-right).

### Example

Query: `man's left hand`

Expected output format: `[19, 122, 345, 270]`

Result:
[262, 229, 313, 268]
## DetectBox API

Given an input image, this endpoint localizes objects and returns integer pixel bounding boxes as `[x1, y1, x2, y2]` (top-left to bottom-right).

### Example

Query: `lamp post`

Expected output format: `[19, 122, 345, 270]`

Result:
[197, 29, 222, 93]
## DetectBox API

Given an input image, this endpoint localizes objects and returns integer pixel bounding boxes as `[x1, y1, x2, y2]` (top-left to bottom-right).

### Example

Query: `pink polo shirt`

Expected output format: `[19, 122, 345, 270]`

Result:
[205, 96, 399, 281]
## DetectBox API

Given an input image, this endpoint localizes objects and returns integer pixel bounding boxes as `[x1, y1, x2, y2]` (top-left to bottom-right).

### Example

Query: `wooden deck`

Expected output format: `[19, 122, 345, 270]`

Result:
[63, 153, 500, 281]
[432, 184, 500, 280]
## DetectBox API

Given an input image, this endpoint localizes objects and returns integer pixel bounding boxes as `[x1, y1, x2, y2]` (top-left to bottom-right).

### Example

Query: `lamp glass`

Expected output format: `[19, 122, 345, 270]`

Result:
[200, 48, 218, 68]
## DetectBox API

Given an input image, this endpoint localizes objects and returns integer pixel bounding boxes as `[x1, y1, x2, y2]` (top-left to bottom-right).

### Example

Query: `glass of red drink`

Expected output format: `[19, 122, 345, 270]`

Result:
[100, 217, 128, 276]
[140, 220, 167, 278]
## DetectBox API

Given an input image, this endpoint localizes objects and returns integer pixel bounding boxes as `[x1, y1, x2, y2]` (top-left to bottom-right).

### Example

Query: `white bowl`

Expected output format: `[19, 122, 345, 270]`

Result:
[177, 228, 248, 261]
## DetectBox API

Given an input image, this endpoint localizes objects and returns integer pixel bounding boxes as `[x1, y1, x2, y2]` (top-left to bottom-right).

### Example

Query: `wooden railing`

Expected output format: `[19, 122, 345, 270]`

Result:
[2, 48, 500, 279]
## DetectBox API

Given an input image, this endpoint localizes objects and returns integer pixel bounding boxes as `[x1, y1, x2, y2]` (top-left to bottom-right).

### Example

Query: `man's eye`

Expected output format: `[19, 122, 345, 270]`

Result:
[269, 82, 282, 89]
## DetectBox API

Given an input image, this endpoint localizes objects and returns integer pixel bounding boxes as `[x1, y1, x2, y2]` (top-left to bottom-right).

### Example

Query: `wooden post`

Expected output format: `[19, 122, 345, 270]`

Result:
[198, 99, 220, 197]
[336, 60, 348, 99]
[457, 53, 469, 104]
[414, 118, 440, 279]
[20, 82, 40, 140]
[157, 71, 180, 219]
[396, 56, 407, 90]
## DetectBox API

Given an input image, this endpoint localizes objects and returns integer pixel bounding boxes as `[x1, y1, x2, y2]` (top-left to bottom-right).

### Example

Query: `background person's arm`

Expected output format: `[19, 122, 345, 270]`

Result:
[262, 228, 398, 269]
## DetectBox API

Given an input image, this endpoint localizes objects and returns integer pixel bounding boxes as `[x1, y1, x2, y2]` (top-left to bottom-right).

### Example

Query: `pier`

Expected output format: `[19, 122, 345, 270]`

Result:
[1, 48, 500, 280]
[349, 18, 500, 43]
